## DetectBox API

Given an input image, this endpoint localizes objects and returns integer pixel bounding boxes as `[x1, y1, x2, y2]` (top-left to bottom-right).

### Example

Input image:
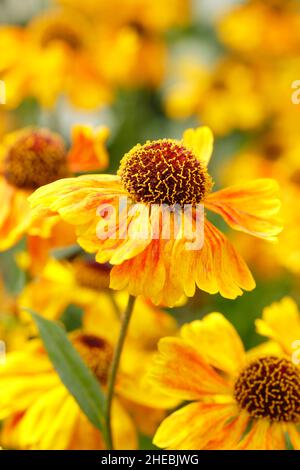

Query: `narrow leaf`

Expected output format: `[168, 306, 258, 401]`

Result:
[27, 309, 106, 436]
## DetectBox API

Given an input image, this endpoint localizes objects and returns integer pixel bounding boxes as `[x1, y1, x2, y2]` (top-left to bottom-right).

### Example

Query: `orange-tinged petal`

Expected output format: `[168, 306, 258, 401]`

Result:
[255, 297, 300, 356]
[182, 126, 213, 166]
[67, 124, 109, 173]
[181, 313, 245, 376]
[153, 402, 236, 450]
[195, 220, 256, 299]
[204, 410, 249, 450]
[286, 423, 300, 450]
[237, 420, 285, 450]
[150, 337, 231, 401]
[205, 179, 282, 241]
[0, 186, 32, 250]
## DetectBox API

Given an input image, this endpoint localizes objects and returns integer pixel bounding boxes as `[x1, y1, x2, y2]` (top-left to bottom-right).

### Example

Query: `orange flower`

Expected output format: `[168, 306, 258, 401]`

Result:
[0, 125, 109, 251]
[29, 127, 282, 306]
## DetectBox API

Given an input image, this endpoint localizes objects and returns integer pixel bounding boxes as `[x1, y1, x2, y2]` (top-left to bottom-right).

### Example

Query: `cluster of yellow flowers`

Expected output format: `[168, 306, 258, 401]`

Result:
[0, 0, 300, 452]
[0, 0, 189, 109]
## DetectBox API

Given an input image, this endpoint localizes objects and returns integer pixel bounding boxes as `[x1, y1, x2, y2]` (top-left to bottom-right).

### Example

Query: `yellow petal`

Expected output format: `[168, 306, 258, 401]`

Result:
[181, 313, 245, 376]
[205, 178, 282, 241]
[153, 402, 236, 450]
[150, 336, 231, 401]
[182, 126, 213, 165]
[255, 297, 300, 356]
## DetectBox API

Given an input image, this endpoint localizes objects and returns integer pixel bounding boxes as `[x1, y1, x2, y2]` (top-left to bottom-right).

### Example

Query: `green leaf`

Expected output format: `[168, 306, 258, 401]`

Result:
[27, 309, 107, 438]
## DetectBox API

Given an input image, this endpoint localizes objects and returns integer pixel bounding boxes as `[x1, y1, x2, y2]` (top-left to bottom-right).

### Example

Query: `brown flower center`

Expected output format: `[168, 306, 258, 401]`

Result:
[234, 356, 300, 422]
[118, 139, 212, 206]
[40, 23, 83, 50]
[72, 333, 113, 385]
[4, 129, 69, 190]
[73, 259, 111, 290]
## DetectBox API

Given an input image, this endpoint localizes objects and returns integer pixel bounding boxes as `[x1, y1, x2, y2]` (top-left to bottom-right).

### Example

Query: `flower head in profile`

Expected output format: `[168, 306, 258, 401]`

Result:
[29, 126, 282, 306]
[0, 125, 109, 251]
[150, 309, 300, 450]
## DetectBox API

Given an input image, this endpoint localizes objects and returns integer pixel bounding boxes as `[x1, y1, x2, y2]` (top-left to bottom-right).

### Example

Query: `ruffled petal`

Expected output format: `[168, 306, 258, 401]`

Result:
[181, 313, 245, 376]
[153, 402, 236, 450]
[195, 220, 256, 299]
[149, 336, 232, 401]
[29, 174, 153, 263]
[182, 126, 213, 166]
[205, 179, 282, 241]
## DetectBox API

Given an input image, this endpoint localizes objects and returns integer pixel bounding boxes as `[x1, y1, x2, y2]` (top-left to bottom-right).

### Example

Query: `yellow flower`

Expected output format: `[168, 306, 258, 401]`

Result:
[0, 26, 32, 109]
[165, 58, 268, 136]
[0, 283, 177, 449]
[0, 125, 109, 251]
[218, 0, 300, 58]
[29, 126, 282, 306]
[96, 25, 166, 89]
[256, 297, 300, 358]
[57, 0, 190, 33]
[0, 336, 134, 449]
[0, 9, 112, 109]
[151, 311, 300, 450]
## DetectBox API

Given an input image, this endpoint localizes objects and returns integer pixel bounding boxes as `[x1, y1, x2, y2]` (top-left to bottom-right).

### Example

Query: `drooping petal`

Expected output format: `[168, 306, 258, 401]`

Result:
[153, 402, 236, 450]
[181, 313, 245, 376]
[195, 220, 256, 299]
[182, 126, 213, 166]
[149, 336, 232, 401]
[204, 179, 282, 241]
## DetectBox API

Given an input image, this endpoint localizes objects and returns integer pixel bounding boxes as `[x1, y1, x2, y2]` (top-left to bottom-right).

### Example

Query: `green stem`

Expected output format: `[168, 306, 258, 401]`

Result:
[105, 295, 136, 449]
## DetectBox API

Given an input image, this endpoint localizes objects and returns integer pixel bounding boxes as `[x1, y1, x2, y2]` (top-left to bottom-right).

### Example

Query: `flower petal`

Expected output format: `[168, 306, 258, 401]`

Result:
[205, 179, 282, 241]
[67, 125, 109, 173]
[237, 420, 285, 450]
[182, 126, 213, 165]
[150, 336, 232, 401]
[153, 402, 236, 450]
[195, 220, 256, 299]
[255, 297, 300, 356]
[181, 313, 245, 376]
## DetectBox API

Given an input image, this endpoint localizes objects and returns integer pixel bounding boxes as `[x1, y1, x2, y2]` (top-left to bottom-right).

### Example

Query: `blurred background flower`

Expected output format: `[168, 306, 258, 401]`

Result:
[1, 0, 300, 450]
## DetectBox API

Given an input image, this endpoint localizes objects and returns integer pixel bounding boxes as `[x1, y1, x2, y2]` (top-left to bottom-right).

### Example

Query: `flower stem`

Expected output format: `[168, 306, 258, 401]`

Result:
[105, 294, 136, 449]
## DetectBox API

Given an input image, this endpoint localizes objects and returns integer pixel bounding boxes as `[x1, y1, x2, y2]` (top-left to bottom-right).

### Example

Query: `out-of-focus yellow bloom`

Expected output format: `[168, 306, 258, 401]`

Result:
[0, 9, 112, 109]
[96, 25, 166, 89]
[0, 279, 27, 352]
[0, 26, 32, 109]
[218, 0, 300, 58]
[165, 58, 268, 136]
[0, 274, 177, 449]
[29, 126, 282, 306]
[151, 311, 300, 450]
[256, 297, 300, 357]
[0, 125, 109, 251]
[57, 0, 190, 33]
